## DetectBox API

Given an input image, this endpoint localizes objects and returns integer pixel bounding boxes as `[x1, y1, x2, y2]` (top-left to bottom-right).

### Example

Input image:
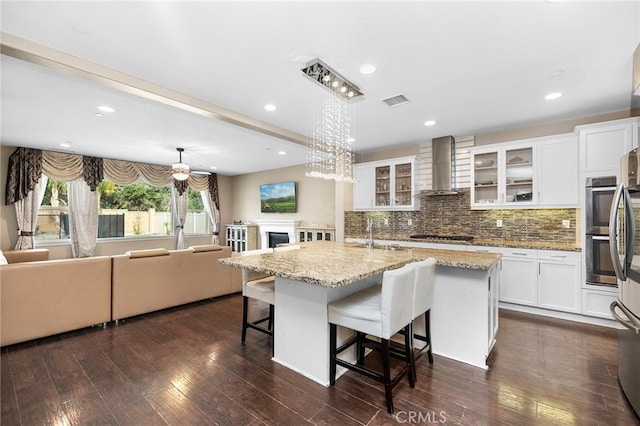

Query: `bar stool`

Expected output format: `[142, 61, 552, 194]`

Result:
[328, 263, 416, 414]
[408, 258, 437, 381]
[241, 248, 275, 352]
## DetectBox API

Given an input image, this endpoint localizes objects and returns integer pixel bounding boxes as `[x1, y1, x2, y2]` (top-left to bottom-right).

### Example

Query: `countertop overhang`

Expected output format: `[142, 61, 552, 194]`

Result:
[218, 241, 501, 288]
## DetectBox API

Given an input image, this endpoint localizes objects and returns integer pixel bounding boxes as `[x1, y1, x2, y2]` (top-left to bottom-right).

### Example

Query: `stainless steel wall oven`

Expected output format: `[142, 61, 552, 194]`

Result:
[585, 176, 617, 287]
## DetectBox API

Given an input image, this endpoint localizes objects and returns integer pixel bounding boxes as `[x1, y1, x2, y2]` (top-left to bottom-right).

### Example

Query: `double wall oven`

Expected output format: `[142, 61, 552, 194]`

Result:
[585, 176, 617, 288]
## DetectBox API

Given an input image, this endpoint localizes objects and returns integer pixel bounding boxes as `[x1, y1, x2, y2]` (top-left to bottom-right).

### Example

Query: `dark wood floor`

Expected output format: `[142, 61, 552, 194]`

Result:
[1, 294, 638, 425]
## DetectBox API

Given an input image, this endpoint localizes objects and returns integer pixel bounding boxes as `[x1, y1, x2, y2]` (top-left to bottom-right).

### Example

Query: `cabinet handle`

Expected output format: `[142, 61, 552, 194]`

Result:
[550, 255, 567, 259]
[539, 263, 541, 274]
[511, 252, 528, 256]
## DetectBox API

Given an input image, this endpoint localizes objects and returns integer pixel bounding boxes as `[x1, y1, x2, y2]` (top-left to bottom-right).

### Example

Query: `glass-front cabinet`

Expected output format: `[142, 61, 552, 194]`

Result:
[354, 156, 417, 211]
[471, 144, 536, 209]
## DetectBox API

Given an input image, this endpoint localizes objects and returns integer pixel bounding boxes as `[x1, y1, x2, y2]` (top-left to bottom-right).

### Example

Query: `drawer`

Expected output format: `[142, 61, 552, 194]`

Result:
[500, 248, 538, 259]
[538, 250, 581, 262]
[582, 289, 616, 319]
[466, 246, 498, 253]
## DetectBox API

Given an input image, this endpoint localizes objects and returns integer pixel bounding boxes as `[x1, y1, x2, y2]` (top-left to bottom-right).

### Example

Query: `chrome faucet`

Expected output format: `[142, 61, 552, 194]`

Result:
[365, 218, 374, 248]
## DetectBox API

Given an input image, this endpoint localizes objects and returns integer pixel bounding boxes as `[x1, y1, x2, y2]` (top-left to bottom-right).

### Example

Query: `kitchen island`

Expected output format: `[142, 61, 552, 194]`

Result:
[219, 241, 501, 386]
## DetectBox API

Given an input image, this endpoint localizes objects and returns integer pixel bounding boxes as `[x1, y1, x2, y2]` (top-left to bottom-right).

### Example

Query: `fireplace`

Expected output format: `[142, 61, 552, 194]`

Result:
[254, 219, 300, 249]
[268, 232, 290, 248]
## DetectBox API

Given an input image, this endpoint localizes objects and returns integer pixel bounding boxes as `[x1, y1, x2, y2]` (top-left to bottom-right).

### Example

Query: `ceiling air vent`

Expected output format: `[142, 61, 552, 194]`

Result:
[381, 94, 410, 108]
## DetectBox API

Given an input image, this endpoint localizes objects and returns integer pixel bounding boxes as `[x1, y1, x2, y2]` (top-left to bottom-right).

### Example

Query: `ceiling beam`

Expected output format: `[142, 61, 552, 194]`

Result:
[0, 32, 312, 148]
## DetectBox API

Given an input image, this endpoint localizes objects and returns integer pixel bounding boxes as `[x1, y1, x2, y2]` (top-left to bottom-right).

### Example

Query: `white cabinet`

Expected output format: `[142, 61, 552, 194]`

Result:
[576, 118, 639, 173]
[353, 163, 374, 209]
[297, 227, 334, 242]
[471, 143, 536, 209]
[500, 249, 538, 306]
[352, 156, 418, 211]
[582, 288, 617, 319]
[225, 224, 258, 253]
[537, 135, 579, 207]
[538, 251, 581, 313]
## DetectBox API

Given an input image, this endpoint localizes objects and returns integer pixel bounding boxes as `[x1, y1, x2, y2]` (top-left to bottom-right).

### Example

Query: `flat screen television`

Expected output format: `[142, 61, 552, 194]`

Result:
[260, 181, 296, 213]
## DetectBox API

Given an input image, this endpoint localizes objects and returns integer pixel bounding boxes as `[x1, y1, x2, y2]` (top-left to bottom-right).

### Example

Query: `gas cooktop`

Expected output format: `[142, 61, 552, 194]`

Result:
[409, 234, 475, 242]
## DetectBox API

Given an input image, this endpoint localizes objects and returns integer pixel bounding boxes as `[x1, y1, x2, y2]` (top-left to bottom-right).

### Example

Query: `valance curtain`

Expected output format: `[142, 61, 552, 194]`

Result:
[5, 147, 222, 251]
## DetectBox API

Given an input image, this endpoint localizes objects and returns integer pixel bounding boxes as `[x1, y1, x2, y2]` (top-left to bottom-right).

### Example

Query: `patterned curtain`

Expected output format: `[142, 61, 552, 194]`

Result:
[5, 147, 42, 205]
[83, 156, 104, 191]
[172, 183, 188, 249]
[13, 176, 48, 250]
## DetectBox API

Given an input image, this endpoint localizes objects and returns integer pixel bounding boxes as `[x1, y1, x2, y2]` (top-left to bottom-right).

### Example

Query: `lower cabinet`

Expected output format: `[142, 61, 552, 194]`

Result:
[582, 288, 617, 319]
[538, 253, 581, 313]
[468, 246, 581, 314]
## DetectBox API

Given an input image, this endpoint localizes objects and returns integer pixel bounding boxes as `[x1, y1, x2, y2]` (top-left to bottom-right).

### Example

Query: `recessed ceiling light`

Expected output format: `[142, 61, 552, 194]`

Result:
[264, 104, 277, 112]
[60, 142, 72, 148]
[95, 112, 104, 117]
[97, 105, 115, 113]
[424, 120, 436, 126]
[545, 92, 562, 100]
[278, 151, 286, 155]
[347, 137, 355, 143]
[359, 63, 377, 75]
[210, 166, 217, 170]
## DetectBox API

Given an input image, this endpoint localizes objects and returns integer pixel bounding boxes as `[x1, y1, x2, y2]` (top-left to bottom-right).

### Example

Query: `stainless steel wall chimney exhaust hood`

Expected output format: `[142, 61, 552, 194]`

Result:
[424, 136, 458, 196]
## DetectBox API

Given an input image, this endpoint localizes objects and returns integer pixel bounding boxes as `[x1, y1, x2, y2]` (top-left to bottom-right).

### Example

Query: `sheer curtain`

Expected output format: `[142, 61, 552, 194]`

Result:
[201, 189, 220, 244]
[68, 177, 99, 257]
[14, 176, 48, 250]
[172, 183, 188, 249]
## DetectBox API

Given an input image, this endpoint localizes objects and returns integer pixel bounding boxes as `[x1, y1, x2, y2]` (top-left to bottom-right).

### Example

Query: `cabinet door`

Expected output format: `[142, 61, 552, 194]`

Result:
[471, 149, 501, 207]
[503, 145, 535, 207]
[578, 119, 638, 173]
[500, 257, 537, 305]
[393, 162, 413, 207]
[538, 137, 579, 206]
[538, 260, 580, 313]
[353, 164, 374, 210]
[375, 165, 392, 207]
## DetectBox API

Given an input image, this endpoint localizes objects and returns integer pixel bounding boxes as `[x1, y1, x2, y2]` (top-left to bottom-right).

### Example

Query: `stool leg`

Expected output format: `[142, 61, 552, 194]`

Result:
[425, 310, 433, 364]
[381, 338, 394, 414]
[241, 296, 249, 343]
[329, 324, 337, 386]
[268, 304, 274, 332]
[356, 331, 365, 365]
[404, 323, 416, 387]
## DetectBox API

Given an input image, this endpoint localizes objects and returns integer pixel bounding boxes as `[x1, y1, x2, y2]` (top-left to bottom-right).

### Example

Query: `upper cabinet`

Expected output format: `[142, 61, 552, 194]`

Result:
[353, 156, 418, 211]
[576, 117, 639, 174]
[470, 134, 579, 209]
[471, 142, 536, 208]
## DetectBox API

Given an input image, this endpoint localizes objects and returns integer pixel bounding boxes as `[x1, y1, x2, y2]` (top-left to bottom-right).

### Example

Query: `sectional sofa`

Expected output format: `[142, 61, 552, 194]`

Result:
[0, 245, 241, 346]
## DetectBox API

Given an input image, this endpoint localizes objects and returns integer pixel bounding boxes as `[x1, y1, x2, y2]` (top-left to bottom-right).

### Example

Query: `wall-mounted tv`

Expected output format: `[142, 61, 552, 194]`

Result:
[260, 181, 297, 213]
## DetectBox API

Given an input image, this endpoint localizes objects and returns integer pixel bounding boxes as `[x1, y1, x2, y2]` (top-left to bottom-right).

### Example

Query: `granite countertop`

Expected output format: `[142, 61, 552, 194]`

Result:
[348, 233, 582, 252]
[218, 241, 501, 288]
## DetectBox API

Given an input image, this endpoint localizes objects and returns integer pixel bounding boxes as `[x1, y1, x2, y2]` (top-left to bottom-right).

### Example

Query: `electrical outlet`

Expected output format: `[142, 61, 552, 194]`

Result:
[562, 220, 571, 229]
[408, 219, 413, 226]
[384, 218, 389, 225]
[496, 219, 503, 228]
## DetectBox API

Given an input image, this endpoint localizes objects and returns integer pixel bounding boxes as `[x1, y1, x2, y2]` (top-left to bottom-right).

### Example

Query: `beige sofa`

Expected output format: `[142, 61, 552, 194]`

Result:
[111, 245, 238, 321]
[0, 256, 112, 346]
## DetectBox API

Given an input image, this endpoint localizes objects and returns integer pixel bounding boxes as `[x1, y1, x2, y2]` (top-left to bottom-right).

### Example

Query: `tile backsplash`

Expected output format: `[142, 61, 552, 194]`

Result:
[345, 189, 579, 243]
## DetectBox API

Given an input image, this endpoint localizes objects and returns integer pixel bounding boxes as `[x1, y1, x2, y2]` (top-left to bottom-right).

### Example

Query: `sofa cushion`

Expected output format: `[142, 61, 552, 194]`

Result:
[3, 249, 50, 264]
[189, 244, 223, 253]
[126, 248, 169, 258]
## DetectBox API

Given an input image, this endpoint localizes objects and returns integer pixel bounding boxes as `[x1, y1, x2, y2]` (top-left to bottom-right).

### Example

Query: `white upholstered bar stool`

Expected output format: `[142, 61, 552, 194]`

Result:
[328, 263, 416, 414]
[408, 258, 437, 381]
[241, 248, 276, 352]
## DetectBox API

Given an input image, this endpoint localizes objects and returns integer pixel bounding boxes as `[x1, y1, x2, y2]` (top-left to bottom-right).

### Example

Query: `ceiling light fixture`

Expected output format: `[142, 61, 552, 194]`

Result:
[264, 104, 277, 111]
[424, 120, 436, 126]
[278, 151, 286, 155]
[97, 105, 115, 113]
[302, 58, 360, 183]
[172, 148, 190, 181]
[94, 113, 103, 117]
[60, 142, 72, 148]
[545, 92, 562, 100]
[301, 58, 364, 100]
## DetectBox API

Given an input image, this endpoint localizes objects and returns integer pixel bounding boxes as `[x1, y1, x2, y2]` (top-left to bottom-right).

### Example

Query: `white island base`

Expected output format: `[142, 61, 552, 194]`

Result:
[272, 263, 500, 386]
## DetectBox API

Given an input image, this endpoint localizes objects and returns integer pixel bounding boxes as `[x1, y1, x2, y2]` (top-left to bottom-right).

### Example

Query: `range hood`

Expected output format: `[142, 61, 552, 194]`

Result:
[424, 135, 458, 196]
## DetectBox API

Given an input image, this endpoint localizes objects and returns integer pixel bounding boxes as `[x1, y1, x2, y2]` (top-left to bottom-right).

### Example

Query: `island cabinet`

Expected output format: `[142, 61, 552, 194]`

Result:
[353, 156, 417, 211]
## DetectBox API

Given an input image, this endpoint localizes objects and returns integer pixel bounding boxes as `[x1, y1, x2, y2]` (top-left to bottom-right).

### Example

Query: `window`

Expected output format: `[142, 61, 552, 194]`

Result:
[36, 178, 210, 240]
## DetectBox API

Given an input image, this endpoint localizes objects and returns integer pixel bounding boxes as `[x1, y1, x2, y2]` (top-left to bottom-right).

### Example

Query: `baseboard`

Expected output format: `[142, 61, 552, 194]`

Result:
[499, 302, 621, 329]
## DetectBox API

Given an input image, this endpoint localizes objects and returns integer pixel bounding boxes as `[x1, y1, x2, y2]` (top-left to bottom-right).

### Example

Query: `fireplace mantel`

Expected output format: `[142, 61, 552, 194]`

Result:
[253, 219, 301, 249]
